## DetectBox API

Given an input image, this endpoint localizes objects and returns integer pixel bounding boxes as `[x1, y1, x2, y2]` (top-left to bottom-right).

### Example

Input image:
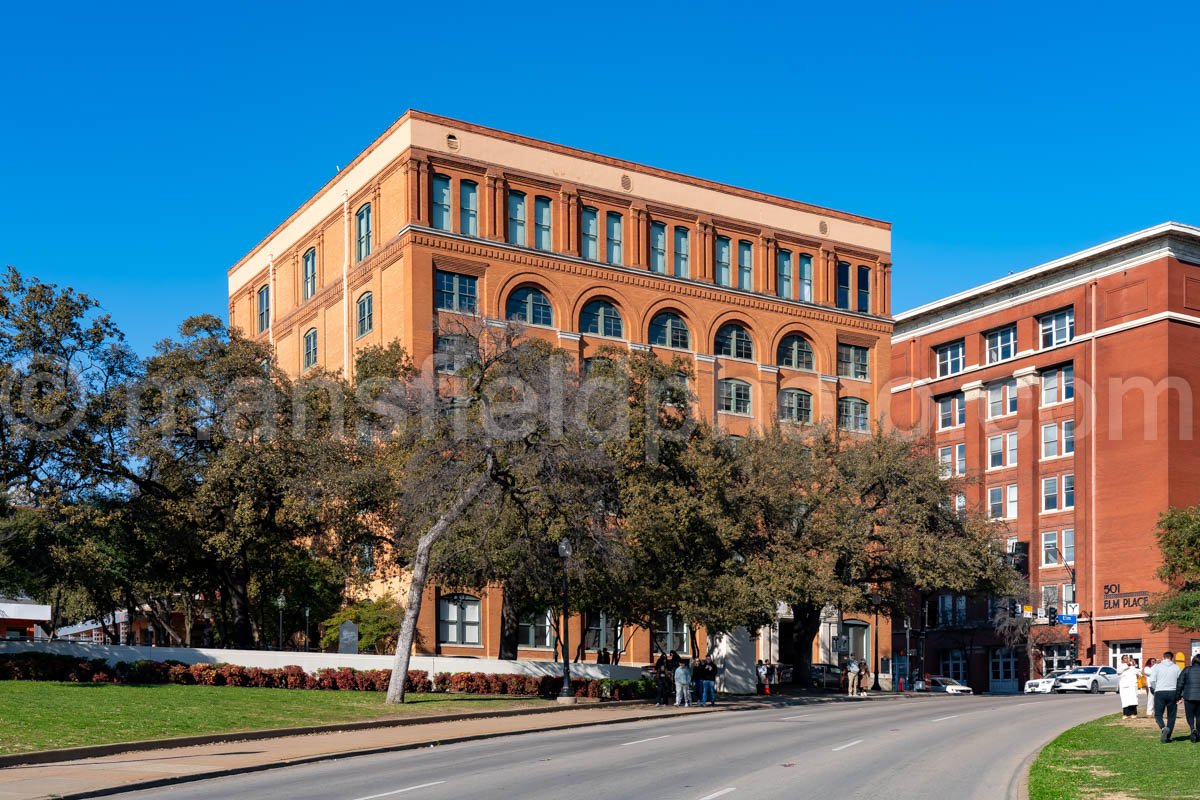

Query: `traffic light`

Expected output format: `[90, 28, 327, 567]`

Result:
[1069, 633, 1079, 663]
[1008, 599, 1019, 617]
[1047, 606, 1058, 627]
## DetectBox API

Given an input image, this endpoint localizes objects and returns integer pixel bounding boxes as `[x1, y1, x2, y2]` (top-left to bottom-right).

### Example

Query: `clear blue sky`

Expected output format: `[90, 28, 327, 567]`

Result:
[4, 1, 1199, 355]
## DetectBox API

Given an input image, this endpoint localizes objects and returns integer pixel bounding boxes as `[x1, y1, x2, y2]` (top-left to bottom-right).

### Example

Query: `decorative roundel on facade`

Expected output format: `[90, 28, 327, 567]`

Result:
[819, 220, 829, 235]
[447, 134, 460, 151]
[620, 174, 632, 191]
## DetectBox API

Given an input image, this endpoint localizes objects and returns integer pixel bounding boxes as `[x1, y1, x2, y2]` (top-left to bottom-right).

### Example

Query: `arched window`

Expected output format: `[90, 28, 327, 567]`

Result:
[779, 389, 813, 424]
[506, 286, 553, 327]
[777, 334, 815, 371]
[718, 379, 751, 415]
[715, 323, 754, 360]
[839, 397, 869, 432]
[356, 292, 373, 337]
[580, 299, 623, 338]
[432, 174, 451, 231]
[648, 311, 691, 350]
[302, 248, 317, 301]
[437, 594, 481, 645]
[355, 204, 372, 262]
[303, 328, 318, 370]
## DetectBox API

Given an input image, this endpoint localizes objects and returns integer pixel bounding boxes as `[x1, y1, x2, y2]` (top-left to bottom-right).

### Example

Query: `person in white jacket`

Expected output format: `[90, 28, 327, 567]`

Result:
[1117, 655, 1140, 718]
[1142, 657, 1157, 717]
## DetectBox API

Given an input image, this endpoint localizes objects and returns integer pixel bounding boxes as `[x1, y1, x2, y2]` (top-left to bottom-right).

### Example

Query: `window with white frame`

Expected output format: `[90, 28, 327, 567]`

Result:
[1006, 432, 1018, 466]
[988, 486, 1004, 518]
[1063, 475, 1075, 509]
[1062, 581, 1076, 604]
[1040, 308, 1075, 348]
[438, 594, 481, 645]
[988, 436, 1003, 469]
[1005, 484, 1018, 518]
[1041, 584, 1060, 609]
[986, 324, 1017, 363]
[988, 378, 1018, 418]
[798, 253, 814, 302]
[1041, 365, 1075, 405]
[956, 443, 967, 475]
[1063, 420, 1075, 454]
[937, 340, 965, 377]
[1042, 424, 1059, 458]
[652, 610, 690, 655]
[937, 392, 966, 430]
[517, 611, 553, 649]
[1042, 476, 1060, 512]
[718, 379, 751, 415]
[940, 648, 966, 681]
[1062, 528, 1075, 563]
[1042, 531, 1057, 566]
[356, 292, 373, 337]
[939, 446, 954, 477]
[302, 328, 317, 370]
[955, 493, 966, 514]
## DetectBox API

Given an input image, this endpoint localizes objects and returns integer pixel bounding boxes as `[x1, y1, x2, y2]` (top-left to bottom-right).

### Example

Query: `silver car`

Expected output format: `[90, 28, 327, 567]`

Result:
[1054, 666, 1119, 693]
[1024, 669, 1068, 694]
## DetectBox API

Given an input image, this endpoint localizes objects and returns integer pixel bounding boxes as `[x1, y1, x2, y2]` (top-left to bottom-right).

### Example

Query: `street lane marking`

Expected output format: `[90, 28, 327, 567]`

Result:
[621, 735, 671, 746]
[698, 790, 737, 799]
[832, 739, 863, 751]
[779, 715, 813, 721]
[352, 782, 446, 800]
[930, 714, 961, 722]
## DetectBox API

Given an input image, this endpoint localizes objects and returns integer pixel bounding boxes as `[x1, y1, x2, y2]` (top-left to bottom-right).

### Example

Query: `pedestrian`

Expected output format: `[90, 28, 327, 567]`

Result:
[674, 658, 693, 707]
[699, 659, 717, 706]
[846, 655, 861, 697]
[1142, 657, 1156, 717]
[667, 650, 681, 673]
[654, 654, 672, 707]
[756, 659, 768, 695]
[1148, 650, 1183, 743]
[1176, 653, 1200, 743]
[858, 658, 870, 696]
[1117, 655, 1139, 718]
[597, 648, 610, 665]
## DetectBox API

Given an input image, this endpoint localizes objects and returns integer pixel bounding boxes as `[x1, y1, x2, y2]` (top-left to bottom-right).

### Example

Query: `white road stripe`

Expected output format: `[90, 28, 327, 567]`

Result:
[352, 782, 446, 800]
[779, 714, 812, 721]
[930, 714, 961, 722]
[621, 734, 671, 746]
[832, 739, 863, 751]
[698, 789, 737, 799]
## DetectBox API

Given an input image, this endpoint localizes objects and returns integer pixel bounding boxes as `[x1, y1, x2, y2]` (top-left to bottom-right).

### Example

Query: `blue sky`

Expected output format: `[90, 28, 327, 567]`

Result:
[3, 1, 1199, 355]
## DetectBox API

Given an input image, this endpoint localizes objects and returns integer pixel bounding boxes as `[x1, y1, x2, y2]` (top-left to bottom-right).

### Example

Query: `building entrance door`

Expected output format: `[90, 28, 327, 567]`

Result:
[989, 647, 1019, 694]
[1107, 641, 1141, 668]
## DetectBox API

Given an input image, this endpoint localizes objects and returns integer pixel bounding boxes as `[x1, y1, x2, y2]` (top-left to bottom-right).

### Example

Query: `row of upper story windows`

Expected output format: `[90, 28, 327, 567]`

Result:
[429, 173, 874, 311]
[985, 473, 1075, 520]
[934, 364, 1074, 431]
[433, 270, 871, 377]
[934, 307, 1075, 378]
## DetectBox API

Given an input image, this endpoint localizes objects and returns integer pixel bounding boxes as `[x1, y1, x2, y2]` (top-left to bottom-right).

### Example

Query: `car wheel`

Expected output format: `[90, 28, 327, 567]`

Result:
[1089, 681, 1099, 693]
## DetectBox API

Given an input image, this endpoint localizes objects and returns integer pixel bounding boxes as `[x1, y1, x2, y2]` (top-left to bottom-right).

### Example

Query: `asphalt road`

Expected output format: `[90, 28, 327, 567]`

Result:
[107, 693, 1113, 800]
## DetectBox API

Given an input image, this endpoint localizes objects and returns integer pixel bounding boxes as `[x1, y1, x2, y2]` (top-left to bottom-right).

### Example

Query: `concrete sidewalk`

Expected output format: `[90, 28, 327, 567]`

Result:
[0, 693, 907, 800]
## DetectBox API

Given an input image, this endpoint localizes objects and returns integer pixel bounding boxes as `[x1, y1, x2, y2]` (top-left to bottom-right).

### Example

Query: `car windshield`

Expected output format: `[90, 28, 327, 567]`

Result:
[936, 677, 963, 686]
[1068, 667, 1099, 674]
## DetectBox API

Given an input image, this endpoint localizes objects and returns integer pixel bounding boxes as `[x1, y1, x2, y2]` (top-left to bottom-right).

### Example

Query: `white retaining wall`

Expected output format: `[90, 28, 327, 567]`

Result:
[0, 640, 644, 680]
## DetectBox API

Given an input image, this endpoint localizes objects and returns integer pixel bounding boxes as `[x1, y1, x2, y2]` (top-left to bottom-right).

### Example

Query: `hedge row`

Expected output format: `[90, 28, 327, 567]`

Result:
[0, 652, 654, 700]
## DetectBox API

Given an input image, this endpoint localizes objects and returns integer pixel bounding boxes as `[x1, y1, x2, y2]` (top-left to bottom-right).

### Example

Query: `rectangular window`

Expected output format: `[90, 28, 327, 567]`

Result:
[673, 226, 690, 278]
[798, 253, 814, 302]
[256, 285, 270, 333]
[986, 324, 1017, 363]
[432, 174, 451, 231]
[737, 240, 753, 290]
[836, 261, 851, 309]
[988, 436, 1004, 469]
[1006, 432, 1018, 467]
[1007, 484, 1018, 518]
[1042, 476, 1059, 512]
[302, 248, 317, 300]
[355, 204, 372, 261]
[1042, 424, 1059, 458]
[837, 344, 869, 380]
[777, 249, 793, 299]
[857, 265, 871, 313]
[507, 191, 526, 246]
[460, 180, 479, 236]
[435, 334, 474, 374]
[718, 380, 751, 415]
[715, 237, 732, 286]
[1063, 474, 1075, 508]
[988, 379, 1017, 418]
[534, 196, 552, 251]
[1062, 582, 1076, 605]
[956, 443, 967, 475]
[1041, 369, 1059, 406]
[1062, 528, 1075, 563]
[606, 212, 623, 265]
[581, 207, 598, 260]
[517, 612, 552, 649]
[435, 270, 477, 313]
[937, 341, 965, 377]
[1063, 365, 1075, 400]
[937, 392, 966, 430]
[1063, 419, 1075, 454]
[938, 446, 953, 478]
[584, 613, 620, 652]
[1040, 308, 1075, 348]
[1042, 531, 1057, 566]
[988, 487, 1004, 519]
[955, 493, 967, 514]
[650, 221, 667, 273]
[1042, 584, 1060, 610]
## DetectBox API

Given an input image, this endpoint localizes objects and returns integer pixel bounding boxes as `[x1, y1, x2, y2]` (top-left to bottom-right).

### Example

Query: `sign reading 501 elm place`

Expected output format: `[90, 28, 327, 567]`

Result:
[1103, 584, 1149, 610]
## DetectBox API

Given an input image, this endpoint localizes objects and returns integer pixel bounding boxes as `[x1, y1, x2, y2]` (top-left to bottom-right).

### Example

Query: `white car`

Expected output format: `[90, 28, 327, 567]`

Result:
[1054, 666, 1119, 693]
[927, 676, 974, 695]
[1024, 669, 1068, 693]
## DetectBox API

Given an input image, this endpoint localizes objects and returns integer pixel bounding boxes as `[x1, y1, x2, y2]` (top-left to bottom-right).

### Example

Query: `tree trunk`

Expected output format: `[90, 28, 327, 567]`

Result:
[387, 465, 493, 704]
[790, 602, 823, 689]
[498, 589, 519, 661]
[227, 578, 253, 649]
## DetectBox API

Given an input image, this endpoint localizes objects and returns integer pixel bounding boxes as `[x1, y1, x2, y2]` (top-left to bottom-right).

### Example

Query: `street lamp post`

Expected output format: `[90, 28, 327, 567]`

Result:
[558, 537, 573, 702]
[304, 607, 310, 652]
[868, 592, 883, 692]
[275, 593, 286, 651]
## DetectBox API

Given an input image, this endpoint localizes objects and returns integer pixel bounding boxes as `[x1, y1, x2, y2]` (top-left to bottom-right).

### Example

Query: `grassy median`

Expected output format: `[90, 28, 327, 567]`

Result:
[1028, 712, 1197, 799]
[0, 682, 548, 755]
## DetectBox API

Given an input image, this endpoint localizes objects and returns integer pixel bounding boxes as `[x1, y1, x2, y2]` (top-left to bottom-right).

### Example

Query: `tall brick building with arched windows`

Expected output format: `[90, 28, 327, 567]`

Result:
[227, 111, 894, 671]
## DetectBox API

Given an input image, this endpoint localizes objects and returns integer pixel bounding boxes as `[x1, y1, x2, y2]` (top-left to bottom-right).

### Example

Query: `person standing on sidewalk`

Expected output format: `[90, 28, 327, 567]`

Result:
[654, 655, 673, 707]
[1142, 657, 1157, 717]
[674, 659, 693, 707]
[846, 655, 861, 697]
[1117, 655, 1140, 718]
[698, 659, 717, 706]
[1149, 651, 1182, 743]
[1176, 653, 1200, 743]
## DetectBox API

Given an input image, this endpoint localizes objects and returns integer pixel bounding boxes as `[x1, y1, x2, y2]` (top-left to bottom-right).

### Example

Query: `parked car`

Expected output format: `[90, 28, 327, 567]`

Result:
[1054, 665, 1119, 693]
[927, 675, 974, 694]
[1025, 669, 1069, 694]
[809, 663, 844, 690]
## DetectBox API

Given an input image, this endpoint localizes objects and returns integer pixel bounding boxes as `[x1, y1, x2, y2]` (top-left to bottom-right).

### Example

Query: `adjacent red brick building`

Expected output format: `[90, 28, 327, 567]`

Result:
[890, 223, 1200, 692]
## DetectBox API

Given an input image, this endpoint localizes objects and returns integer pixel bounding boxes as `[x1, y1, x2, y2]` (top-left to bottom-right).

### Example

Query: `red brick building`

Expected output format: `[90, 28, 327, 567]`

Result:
[890, 223, 1200, 692]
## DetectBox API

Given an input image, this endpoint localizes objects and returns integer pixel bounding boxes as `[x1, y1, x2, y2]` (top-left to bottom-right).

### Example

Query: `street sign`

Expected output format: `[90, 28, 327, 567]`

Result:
[1057, 615, 1077, 625]
[1069, 623, 1079, 634]
[1036, 606, 1046, 619]
[1022, 604, 1033, 619]
[1066, 603, 1080, 616]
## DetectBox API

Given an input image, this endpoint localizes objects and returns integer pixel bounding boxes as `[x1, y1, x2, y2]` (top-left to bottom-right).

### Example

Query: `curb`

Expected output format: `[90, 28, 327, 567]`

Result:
[0, 698, 655, 769]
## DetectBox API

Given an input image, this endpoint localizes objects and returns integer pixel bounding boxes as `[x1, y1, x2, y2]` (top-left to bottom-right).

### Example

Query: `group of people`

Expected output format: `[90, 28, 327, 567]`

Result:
[845, 655, 871, 696]
[653, 651, 718, 707]
[1117, 652, 1200, 743]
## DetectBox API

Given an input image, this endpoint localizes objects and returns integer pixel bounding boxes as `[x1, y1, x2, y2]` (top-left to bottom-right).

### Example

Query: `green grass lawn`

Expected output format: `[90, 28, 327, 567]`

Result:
[1029, 712, 1199, 799]
[0, 682, 548, 755]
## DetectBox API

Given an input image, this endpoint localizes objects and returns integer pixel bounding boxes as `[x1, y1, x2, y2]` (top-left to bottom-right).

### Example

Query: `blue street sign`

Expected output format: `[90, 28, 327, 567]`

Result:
[1057, 614, 1077, 625]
